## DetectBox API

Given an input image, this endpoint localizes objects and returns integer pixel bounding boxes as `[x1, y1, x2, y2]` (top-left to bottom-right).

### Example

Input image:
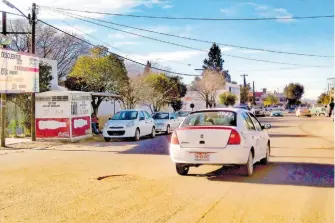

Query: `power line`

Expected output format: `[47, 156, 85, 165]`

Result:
[39, 6, 335, 21]
[37, 19, 201, 77]
[48, 8, 333, 58]
[42, 8, 332, 68]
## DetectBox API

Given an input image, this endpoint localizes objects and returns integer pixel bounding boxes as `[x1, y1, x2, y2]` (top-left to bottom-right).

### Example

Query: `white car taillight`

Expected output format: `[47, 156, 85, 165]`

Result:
[171, 131, 180, 145]
[228, 129, 241, 145]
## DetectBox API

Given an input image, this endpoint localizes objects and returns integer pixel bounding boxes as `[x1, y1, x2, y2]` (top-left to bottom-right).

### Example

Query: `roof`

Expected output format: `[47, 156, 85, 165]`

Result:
[36, 90, 91, 96]
[91, 92, 120, 98]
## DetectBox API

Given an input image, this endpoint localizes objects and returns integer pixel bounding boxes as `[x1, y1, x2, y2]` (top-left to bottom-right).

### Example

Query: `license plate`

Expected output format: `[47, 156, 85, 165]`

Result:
[194, 152, 210, 161]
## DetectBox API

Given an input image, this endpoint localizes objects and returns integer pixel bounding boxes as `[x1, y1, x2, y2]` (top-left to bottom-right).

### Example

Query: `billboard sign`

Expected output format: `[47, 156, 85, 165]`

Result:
[0, 48, 39, 93]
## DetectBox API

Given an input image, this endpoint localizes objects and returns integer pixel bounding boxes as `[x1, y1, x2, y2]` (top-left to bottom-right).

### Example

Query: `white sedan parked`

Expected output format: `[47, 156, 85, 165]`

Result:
[152, 112, 180, 134]
[170, 108, 271, 176]
[103, 109, 155, 142]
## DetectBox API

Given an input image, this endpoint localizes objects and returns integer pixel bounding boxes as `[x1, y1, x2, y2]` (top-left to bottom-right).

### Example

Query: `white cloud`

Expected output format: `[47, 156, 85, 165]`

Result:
[113, 41, 139, 46]
[240, 49, 264, 54]
[163, 4, 174, 9]
[2, 0, 164, 20]
[56, 25, 96, 34]
[247, 2, 294, 23]
[128, 51, 204, 63]
[221, 47, 234, 52]
[220, 8, 235, 16]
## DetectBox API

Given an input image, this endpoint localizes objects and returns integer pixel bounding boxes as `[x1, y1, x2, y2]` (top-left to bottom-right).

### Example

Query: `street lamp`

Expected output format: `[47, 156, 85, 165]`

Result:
[2, 0, 29, 18]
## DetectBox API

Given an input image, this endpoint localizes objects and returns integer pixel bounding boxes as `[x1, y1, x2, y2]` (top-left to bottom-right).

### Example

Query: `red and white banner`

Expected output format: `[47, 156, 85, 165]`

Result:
[36, 118, 70, 138]
[72, 116, 91, 137]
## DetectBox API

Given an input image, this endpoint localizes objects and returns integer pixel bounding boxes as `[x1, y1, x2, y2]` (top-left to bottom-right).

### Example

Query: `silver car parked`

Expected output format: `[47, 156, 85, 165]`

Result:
[152, 112, 180, 134]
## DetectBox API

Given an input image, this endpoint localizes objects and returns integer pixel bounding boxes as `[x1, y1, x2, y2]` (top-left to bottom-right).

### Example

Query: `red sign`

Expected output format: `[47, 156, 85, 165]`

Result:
[71, 116, 91, 137]
[36, 118, 70, 138]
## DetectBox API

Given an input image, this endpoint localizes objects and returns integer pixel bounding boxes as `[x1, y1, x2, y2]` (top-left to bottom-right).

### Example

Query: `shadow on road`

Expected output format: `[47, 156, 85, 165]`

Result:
[269, 134, 312, 138]
[191, 162, 334, 188]
[269, 125, 292, 129]
[270, 155, 334, 159]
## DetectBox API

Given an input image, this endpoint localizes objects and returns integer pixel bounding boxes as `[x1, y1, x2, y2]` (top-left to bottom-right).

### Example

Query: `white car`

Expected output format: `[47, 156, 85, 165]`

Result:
[175, 111, 191, 123]
[170, 108, 271, 176]
[103, 109, 155, 142]
[152, 112, 180, 134]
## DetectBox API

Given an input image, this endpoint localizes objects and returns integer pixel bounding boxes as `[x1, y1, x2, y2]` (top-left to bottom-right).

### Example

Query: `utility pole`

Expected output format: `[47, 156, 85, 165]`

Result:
[0, 12, 7, 147]
[241, 74, 248, 87]
[252, 81, 255, 105]
[30, 3, 36, 141]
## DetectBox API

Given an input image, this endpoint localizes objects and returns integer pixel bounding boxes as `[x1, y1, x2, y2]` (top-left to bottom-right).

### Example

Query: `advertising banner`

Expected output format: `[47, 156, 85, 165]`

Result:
[36, 118, 70, 138]
[0, 48, 39, 93]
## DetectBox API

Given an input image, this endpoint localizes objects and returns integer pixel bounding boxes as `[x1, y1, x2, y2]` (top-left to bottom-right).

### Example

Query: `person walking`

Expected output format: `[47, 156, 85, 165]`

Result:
[328, 99, 334, 117]
[91, 113, 99, 135]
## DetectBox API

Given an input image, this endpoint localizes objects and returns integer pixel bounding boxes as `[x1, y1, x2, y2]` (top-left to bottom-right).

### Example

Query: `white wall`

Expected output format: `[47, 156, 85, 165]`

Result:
[39, 58, 67, 91]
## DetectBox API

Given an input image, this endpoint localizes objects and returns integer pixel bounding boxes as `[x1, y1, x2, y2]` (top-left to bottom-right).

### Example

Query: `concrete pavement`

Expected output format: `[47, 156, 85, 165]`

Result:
[0, 115, 333, 223]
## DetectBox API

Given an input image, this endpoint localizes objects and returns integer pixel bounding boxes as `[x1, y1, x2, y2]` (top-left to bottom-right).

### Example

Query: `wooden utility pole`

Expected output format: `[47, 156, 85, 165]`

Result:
[1, 12, 7, 147]
[252, 81, 256, 105]
[241, 74, 248, 87]
[31, 3, 36, 141]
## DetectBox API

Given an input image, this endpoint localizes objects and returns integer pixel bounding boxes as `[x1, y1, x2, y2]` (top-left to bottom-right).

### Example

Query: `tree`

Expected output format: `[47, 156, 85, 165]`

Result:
[144, 73, 181, 112]
[240, 85, 250, 104]
[203, 43, 231, 82]
[317, 93, 331, 105]
[7, 20, 90, 80]
[263, 94, 279, 106]
[38, 62, 53, 92]
[170, 100, 183, 112]
[66, 46, 128, 114]
[192, 69, 225, 108]
[219, 92, 237, 106]
[284, 83, 305, 106]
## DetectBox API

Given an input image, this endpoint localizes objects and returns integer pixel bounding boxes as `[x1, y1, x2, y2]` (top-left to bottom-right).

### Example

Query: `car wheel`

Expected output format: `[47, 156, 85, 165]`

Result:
[242, 151, 254, 176]
[104, 137, 111, 142]
[176, 164, 189, 176]
[165, 125, 170, 135]
[150, 127, 156, 138]
[260, 144, 270, 165]
[133, 128, 140, 141]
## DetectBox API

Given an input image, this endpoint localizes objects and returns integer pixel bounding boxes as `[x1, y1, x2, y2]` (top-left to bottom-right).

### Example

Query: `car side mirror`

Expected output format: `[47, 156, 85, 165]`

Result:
[109, 118, 112, 120]
[262, 124, 271, 130]
[139, 117, 145, 121]
[170, 117, 174, 120]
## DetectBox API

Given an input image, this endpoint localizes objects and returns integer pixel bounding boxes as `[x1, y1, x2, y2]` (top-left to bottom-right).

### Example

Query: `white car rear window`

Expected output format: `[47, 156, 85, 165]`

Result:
[181, 111, 237, 127]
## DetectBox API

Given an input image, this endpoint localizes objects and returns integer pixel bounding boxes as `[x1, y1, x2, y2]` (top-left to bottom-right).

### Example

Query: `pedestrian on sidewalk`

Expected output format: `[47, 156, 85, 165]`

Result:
[91, 113, 99, 135]
[328, 99, 334, 117]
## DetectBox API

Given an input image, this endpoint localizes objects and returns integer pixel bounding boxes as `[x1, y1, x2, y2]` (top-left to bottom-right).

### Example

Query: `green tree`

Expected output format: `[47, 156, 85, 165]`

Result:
[317, 92, 331, 105]
[203, 43, 231, 82]
[168, 76, 187, 111]
[240, 85, 250, 104]
[263, 94, 279, 106]
[38, 62, 53, 92]
[65, 46, 128, 114]
[219, 92, 237, 106]
[144, 73, 181, 112]
[284, 83, 305, 106]
[170, 100, 183, 112]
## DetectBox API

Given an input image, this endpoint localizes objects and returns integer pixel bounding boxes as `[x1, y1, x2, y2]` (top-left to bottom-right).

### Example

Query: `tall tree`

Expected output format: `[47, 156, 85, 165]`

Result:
[263, 94, 279, 106]
[219, 92, 237, 106]
[65, 46, 128, 114]
[317, 92, 331, 105]
[284, 83, 305, 106]
[7, 20, 90, 80]
[192, 69, 225, 108]
[203, 43, 231, 82]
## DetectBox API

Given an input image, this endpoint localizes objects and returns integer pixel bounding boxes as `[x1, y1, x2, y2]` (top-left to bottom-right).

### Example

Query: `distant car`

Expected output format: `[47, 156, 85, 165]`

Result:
[103, 109, 155, 142]
[310, 104, 327, 116]
[253, 105, 266, 117]
[152, 112, 180, 134]
[296, 106, 311, 117]
[270, 109, 283, 117]
[170, 108, 272, 176]
[234, 105, 255, 115]
[287, 108, 295, 113]
[175, 111, 191, 122]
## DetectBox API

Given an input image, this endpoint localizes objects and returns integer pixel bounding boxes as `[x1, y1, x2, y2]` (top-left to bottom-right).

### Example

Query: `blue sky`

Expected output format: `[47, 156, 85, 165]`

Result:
[3, 0, 334, 99]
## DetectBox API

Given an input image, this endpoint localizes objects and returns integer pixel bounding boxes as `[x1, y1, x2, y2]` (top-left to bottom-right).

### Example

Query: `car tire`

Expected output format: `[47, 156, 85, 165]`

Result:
[242, 151, 254, 176]
[104, 137, 111, 142]
[260, 144, 270, 165]
[176, 164, 189, 176]
[150, 127, 156, 138]
[165, 125, 170, 135]
[133, 128, 140, 141]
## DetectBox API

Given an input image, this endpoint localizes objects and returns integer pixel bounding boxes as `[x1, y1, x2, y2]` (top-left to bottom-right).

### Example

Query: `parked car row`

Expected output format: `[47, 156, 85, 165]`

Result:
[103, 110, 191, 142]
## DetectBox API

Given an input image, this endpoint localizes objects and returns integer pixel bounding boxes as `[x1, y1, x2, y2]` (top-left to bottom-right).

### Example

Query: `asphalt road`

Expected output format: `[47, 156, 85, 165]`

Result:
[0, 114, 334, 223]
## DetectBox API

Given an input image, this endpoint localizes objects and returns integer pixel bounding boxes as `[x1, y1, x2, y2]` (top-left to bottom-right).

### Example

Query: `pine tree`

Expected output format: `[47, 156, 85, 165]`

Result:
[203, 43, 231, 82]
